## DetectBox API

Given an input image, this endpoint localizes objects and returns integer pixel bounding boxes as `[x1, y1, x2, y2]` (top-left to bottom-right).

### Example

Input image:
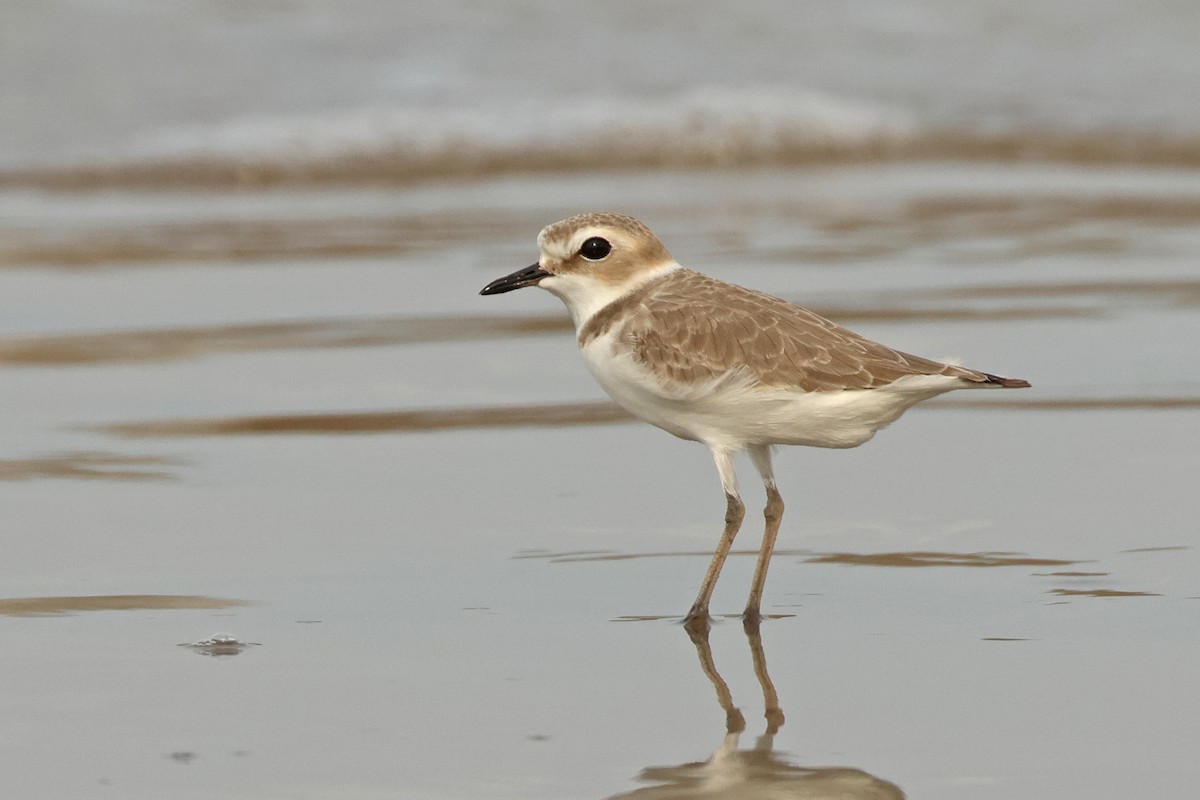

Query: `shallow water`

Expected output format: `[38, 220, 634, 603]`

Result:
[3, 161, 1199, 799]
[4, 3, 1200, 796]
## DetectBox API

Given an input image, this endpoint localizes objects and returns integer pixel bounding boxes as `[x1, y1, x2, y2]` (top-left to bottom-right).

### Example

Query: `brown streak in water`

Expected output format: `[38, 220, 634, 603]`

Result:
[1032, 571, 1111, 577]
[805, 551, 1080, 568]
[911, 195, 1200, 224]
[0, 315, 570, 366]
[0, 595, 253, 617]
[104, 402, 630, 438]
[1047, 588, 1161, 598]
[101, 394, 1200, 439]
[0, 305, 1081, 367]
[513, 549, 615, 558]
[525, 549, 1077, 570]
[0, 213, 527, 267]
[611, 613, 795, 622]
[517, 549, 812, 563]
[1120, 545, 1192, 553]
[0, 452, 178, 481]
[28, 192, 1187, 270]
[5, 129, 1200, 191]
[817, 197, 1200, 256]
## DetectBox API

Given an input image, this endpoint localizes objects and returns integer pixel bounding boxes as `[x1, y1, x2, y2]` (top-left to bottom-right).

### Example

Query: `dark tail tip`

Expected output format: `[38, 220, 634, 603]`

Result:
[983, 373, 1031, 388]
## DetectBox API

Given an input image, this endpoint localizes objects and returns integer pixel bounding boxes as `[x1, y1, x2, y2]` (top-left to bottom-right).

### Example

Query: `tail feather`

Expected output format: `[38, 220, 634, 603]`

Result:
[981, 372, 1031, 388]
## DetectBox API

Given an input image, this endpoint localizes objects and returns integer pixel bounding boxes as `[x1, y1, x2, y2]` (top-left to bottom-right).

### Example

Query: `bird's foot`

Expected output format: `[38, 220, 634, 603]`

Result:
[741, 607, 763, 631]
[682, 606, 711, 638]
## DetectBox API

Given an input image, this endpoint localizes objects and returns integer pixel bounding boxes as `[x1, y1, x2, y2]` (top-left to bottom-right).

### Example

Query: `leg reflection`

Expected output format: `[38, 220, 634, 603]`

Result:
[606, 622, 906, 799]
[743, 618, 785, 739]
[687, 619, 747, 736]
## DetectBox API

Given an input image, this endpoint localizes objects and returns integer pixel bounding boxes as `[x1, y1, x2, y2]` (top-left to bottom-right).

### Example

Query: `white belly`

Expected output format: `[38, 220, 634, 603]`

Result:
[580, 334, 970, 450]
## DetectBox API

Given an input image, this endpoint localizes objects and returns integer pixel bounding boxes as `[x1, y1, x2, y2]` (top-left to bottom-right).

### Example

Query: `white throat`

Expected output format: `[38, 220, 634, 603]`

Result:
[539, 260, 680, 332]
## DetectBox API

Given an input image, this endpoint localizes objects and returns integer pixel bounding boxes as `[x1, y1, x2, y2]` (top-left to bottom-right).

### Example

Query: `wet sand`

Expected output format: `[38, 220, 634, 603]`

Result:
[2, 163, 1199, 799]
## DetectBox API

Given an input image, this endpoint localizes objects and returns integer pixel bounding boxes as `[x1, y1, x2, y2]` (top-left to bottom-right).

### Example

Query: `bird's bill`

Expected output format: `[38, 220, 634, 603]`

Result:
[479, 263, 550, 295]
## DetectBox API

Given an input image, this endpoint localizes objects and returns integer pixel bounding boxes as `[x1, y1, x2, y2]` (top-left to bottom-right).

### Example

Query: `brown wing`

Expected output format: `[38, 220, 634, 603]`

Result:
[610, 269, 992, 392]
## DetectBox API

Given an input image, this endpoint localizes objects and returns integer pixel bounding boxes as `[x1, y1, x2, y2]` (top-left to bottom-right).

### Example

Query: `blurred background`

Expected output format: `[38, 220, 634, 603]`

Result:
[2, 2, 1199, 799]
[5, 0, 1200, 177]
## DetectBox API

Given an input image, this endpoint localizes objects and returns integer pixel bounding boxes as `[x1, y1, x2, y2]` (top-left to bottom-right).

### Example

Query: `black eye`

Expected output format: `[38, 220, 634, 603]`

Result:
[579, 237, 611, 261]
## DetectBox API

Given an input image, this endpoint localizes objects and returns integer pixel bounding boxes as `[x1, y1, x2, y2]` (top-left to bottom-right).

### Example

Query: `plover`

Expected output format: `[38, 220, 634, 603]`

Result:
[481, 212, 1029, 627]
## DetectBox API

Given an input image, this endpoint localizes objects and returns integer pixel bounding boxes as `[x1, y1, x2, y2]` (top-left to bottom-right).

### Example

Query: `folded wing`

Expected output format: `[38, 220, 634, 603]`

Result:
[618, 270, 1000, 393]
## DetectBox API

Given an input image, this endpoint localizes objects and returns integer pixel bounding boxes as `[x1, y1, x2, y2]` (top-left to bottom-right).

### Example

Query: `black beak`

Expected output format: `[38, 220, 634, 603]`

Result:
[479, 262, 550, 295]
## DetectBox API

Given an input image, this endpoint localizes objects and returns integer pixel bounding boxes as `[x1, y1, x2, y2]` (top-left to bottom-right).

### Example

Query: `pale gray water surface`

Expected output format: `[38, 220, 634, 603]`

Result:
[3, 162, 1198, 799]
[4, 3, 1200, 796]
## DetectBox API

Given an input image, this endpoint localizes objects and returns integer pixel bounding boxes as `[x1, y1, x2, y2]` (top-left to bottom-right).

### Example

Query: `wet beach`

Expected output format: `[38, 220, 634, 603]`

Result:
[4, 2, 1200, 798]
[3, 162, 1199, 798]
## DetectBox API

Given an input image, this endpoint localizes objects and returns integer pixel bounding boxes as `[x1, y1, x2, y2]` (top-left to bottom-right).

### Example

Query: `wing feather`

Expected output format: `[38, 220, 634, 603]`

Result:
[617, 269, 988, 392]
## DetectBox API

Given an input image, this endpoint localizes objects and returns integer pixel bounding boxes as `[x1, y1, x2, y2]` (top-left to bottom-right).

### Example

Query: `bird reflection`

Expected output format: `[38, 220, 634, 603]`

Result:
[607, 622, 905, 799]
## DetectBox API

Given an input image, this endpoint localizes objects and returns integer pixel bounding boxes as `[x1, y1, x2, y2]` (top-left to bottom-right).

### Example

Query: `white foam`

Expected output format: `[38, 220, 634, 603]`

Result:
[132, 86, 917, 172]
